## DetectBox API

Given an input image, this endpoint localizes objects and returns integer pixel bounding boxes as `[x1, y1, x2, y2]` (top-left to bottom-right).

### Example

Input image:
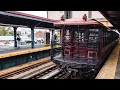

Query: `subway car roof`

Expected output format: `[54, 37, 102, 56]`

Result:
[54, 19, 108, 29]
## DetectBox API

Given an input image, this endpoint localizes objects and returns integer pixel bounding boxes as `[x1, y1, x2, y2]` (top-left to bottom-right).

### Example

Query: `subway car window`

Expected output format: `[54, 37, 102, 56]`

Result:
[88, 29, 98, 48]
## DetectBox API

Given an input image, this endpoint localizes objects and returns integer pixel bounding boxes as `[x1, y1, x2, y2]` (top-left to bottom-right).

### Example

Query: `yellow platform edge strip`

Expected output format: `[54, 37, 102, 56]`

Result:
[0, 45, 60, 59]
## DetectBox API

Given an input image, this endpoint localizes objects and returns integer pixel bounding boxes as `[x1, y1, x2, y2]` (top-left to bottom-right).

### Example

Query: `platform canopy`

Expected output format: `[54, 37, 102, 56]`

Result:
[100, 11, 120, 30]
[0, 11, 56, 28]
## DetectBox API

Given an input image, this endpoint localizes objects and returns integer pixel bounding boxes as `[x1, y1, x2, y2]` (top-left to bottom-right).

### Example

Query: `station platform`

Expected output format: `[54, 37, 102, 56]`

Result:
[0, 44, 46, 54]
[0, 44, 51, 59]
[0, 44, 60, 70]
[96, 40, 120, 79]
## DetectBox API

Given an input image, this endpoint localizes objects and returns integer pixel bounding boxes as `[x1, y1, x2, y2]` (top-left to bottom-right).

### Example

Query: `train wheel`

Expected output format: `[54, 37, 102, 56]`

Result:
[88, 69, 95, 79]
[79, 69, 87, 79]
[79, 68, 95, 79]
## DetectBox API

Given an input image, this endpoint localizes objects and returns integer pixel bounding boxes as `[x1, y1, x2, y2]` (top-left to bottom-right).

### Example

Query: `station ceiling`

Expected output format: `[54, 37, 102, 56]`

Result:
[100, 11, 120, 31]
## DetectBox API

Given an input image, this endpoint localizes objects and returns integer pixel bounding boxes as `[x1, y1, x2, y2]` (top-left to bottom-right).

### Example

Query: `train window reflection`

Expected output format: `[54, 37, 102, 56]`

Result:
[79, 32, 84, 41]
[65, 29, 70, 41]
[88, 29, 98, 48]
[75, 30, 84, 42]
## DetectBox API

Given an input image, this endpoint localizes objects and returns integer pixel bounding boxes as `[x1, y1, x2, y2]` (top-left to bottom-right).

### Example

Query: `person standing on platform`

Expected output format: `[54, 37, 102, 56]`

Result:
[83, 14, 87, 21]
[16, 34, 21, 48]
[54, 34, 58, 43]
[54, 34, 57, 40]
[61, 15, 65, 21]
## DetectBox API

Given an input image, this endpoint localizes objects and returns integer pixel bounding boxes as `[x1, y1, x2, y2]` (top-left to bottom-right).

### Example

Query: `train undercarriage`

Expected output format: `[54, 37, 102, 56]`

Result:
[53, 57, 100, 79]
[53, 44, 116, 79]
[52, 40, 118, 79]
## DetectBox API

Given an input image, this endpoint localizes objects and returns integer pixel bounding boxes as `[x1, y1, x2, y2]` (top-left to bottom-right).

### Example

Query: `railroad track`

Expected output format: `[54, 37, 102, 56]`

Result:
[30, 68, 70, 79]
[0, 58, 70, 79]
[7, 61, 56, 79]
[50, 71, 71, 79]
[31, 66, 60, 79]
[0, 58, 51, 79]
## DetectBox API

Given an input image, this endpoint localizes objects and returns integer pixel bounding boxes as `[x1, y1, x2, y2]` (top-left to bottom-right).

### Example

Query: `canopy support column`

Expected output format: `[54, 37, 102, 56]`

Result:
[31, 27, 35, 48]
[51, 29, 55, 60]
[60, 29, 62, 43]
[13, 27, 18, 47]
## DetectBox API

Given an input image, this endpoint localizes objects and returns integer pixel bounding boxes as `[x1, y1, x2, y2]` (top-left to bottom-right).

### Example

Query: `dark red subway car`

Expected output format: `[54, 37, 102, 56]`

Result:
[51, 19, 119, 79]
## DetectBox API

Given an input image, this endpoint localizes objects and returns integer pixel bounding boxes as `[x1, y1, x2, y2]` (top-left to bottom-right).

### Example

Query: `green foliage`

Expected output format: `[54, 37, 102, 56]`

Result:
[0, 26, 13, 36]
[9, 31, 14, 36]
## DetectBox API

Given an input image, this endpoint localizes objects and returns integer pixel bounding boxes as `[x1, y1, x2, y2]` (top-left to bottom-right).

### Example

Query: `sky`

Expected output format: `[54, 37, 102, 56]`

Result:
[18, 11, 47, 18]
[17, 11, 48, 32]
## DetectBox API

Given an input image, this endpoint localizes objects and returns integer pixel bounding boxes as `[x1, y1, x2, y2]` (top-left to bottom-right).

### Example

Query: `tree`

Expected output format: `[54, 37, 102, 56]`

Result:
[9, 31, 14, 36]
[0, 26, 13, 36]
[0, 26, 7, 36]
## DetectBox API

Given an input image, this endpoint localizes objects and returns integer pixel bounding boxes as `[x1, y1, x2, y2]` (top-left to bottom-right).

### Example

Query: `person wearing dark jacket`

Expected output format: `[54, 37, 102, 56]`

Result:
[54, 34, 57, 41]
[16, 34, 21, 48]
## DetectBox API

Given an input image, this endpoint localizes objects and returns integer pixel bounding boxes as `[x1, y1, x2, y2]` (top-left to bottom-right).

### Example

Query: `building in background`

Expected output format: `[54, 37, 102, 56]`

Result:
[17, 27, 31, 37]
[34, 31, 44, 38]
[47, 11, 112, 43]
[47, 11, 105, 20]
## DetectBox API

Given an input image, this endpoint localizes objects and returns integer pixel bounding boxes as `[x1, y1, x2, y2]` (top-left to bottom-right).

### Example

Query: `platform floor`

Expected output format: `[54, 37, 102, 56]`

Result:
[0, 44, 47, 54]
[96, 41, 120, 79]
[114, 51, 120, 79]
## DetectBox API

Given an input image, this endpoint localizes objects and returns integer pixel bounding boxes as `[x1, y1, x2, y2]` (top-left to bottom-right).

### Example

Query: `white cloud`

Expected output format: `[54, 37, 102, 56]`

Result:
[18, 11, 47, 18]
[16, 11, 48, 32]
